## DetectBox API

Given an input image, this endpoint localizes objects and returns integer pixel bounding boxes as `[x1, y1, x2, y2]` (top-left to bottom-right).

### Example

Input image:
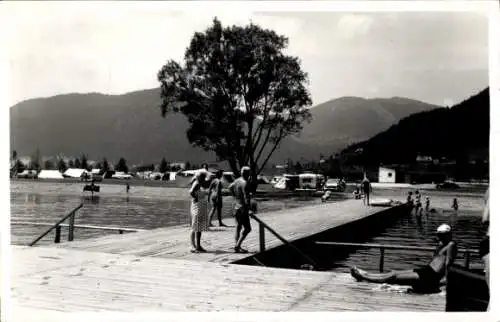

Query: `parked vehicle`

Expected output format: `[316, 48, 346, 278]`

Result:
[436, 181, 460, 189]
[16, 170, 38, 179]
[323, 178, 345, 192]
[298, 173, 325, 190]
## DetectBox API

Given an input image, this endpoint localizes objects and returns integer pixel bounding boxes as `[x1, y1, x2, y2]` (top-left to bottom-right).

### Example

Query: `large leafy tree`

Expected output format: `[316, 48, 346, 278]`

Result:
[158, 18, 312, 187]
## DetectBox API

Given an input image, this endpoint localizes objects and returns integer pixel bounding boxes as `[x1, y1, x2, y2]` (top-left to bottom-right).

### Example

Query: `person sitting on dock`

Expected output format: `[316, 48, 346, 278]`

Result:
[321, 190, 332, 202]
[228, 166, 252, 253]
[208, 170, 227, 227]
[352, 187, 361, 199]
[350, 224, 457, 293]
[361, 175, 372, 206]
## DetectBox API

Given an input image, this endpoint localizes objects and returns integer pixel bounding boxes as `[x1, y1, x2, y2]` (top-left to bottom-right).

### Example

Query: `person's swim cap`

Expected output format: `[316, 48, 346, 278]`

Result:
[437, 224, 452, 234]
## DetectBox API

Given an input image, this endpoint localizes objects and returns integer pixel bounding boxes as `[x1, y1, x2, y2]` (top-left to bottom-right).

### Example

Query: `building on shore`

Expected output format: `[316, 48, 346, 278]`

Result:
[378, 166, 397, 183]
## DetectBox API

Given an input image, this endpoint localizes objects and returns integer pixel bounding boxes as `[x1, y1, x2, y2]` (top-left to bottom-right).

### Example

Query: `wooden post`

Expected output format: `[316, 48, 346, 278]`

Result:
[68, 212, 75, 242]
[464, 251, 470, 269]
[119, 229, 124, 234]
[259, 222, 265, 253]
[379, 247, 385, 272]
[54, 226, 61, 243]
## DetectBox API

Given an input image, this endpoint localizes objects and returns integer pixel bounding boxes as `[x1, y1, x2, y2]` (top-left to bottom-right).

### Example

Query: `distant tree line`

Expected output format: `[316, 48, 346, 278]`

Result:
[10, 149, 205, 176]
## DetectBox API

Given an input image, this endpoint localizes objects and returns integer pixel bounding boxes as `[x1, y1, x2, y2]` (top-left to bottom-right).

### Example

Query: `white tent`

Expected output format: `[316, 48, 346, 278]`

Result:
[38, 170, 64, 179]
[64, 168, 90, 178]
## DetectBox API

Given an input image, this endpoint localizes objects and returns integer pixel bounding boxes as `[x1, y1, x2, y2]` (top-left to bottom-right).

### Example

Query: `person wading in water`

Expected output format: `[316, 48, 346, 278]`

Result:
[208, 170, 227, 227]
[350, 224, 457, 293]
[228, 166, 252, 253]
[361, 175, 372, 206]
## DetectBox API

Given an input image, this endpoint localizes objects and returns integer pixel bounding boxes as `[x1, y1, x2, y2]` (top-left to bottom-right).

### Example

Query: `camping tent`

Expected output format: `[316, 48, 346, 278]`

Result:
[38, 170, 64, 179]
[64, 168, 90, 178]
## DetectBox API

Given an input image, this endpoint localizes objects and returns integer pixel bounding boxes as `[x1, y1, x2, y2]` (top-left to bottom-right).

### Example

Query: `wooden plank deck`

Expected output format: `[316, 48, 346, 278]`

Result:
[52, 199, 400, 263]
[11, 246, 445, 312]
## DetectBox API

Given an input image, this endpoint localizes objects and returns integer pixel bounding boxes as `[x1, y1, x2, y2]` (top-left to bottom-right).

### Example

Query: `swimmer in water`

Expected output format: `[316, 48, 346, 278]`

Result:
[414, 190, 422, 214]
[452, 198, 459, 211]
[350, 224, 457, 293]
[407, 191, 414, 211]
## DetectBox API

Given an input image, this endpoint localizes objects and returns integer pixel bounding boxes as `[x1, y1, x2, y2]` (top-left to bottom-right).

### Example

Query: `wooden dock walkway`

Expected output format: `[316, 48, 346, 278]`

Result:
[52, 199, 400, 263]
[11, 246, 445, 312]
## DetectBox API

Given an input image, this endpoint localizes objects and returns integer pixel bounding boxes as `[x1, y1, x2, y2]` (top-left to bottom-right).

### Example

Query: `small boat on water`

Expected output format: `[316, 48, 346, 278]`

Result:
[83, 184, 100, 192]
[369, 198, 393, 207]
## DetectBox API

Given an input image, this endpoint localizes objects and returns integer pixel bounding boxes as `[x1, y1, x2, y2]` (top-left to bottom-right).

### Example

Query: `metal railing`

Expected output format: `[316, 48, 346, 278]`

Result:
[249, 213, 317, 269]
[13, 221, 144, 235]
[28, 204, 83, 246]
[315, 241, 479, 272]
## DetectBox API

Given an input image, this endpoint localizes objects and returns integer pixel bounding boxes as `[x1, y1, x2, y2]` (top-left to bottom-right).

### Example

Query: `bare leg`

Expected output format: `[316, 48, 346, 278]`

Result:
[208, 204, 216, 226]
[235, 222, 242, 245]
[190, 231, 196, 250]
[217, 204, 226, 226]
[366, 193, 370, 206]
[236, 226, 251, 250]
[351, 267, 419, 286]
[196, 232, 206, 252]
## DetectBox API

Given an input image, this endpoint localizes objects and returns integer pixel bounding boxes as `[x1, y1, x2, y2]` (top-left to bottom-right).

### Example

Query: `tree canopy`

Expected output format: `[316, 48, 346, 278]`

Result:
[158, 18, 312, 183]
[115, 157, 128, 173]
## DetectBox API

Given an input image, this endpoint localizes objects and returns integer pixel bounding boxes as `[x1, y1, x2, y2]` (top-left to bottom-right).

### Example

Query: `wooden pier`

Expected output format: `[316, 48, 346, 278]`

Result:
[52, 199, 397, 263]
[11, 245, 444, 312]
[10, 198, 447, 313]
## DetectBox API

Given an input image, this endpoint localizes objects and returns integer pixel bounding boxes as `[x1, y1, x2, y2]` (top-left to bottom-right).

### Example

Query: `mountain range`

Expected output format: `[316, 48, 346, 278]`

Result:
[10, 88, 441, 166]
[341, 87, 490, 165]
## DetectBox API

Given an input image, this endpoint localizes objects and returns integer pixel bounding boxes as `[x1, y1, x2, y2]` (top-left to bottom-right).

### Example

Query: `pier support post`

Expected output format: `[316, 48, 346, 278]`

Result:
[54, 226, 61, 244]
[379, 248, 385, 272]
[259, 222, 266, 252]
[464, 251, 470, 269]
[68, 213, 75, 242]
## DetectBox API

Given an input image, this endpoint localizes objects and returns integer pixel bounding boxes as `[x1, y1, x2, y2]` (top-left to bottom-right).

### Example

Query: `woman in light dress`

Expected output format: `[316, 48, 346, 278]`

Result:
[189, 171, 210, 253]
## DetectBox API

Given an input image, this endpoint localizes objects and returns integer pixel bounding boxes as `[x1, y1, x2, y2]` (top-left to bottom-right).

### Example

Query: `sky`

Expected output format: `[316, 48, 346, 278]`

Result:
[2, 2, 491, 107]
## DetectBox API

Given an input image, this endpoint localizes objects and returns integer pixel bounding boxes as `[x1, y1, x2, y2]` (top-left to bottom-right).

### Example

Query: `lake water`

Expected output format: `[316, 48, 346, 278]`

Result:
[10, 180, 487, 272]
[333, 188, 488, 272]
[10, 180, 330, 246]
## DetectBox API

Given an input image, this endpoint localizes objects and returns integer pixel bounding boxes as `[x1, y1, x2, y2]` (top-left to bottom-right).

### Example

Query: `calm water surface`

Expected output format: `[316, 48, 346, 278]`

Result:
[10, 180, 326, 245]
[334, 188, 487, 272]
[10, 180, 487, 273]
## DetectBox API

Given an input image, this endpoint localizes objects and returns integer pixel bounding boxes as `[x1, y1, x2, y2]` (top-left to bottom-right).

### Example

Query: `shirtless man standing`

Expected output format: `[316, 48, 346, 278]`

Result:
[228, 166, 252, 253]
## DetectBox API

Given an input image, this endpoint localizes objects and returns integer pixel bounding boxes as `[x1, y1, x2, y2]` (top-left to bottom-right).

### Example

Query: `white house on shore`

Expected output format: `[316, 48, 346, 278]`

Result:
[378, 166, 396, 183]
